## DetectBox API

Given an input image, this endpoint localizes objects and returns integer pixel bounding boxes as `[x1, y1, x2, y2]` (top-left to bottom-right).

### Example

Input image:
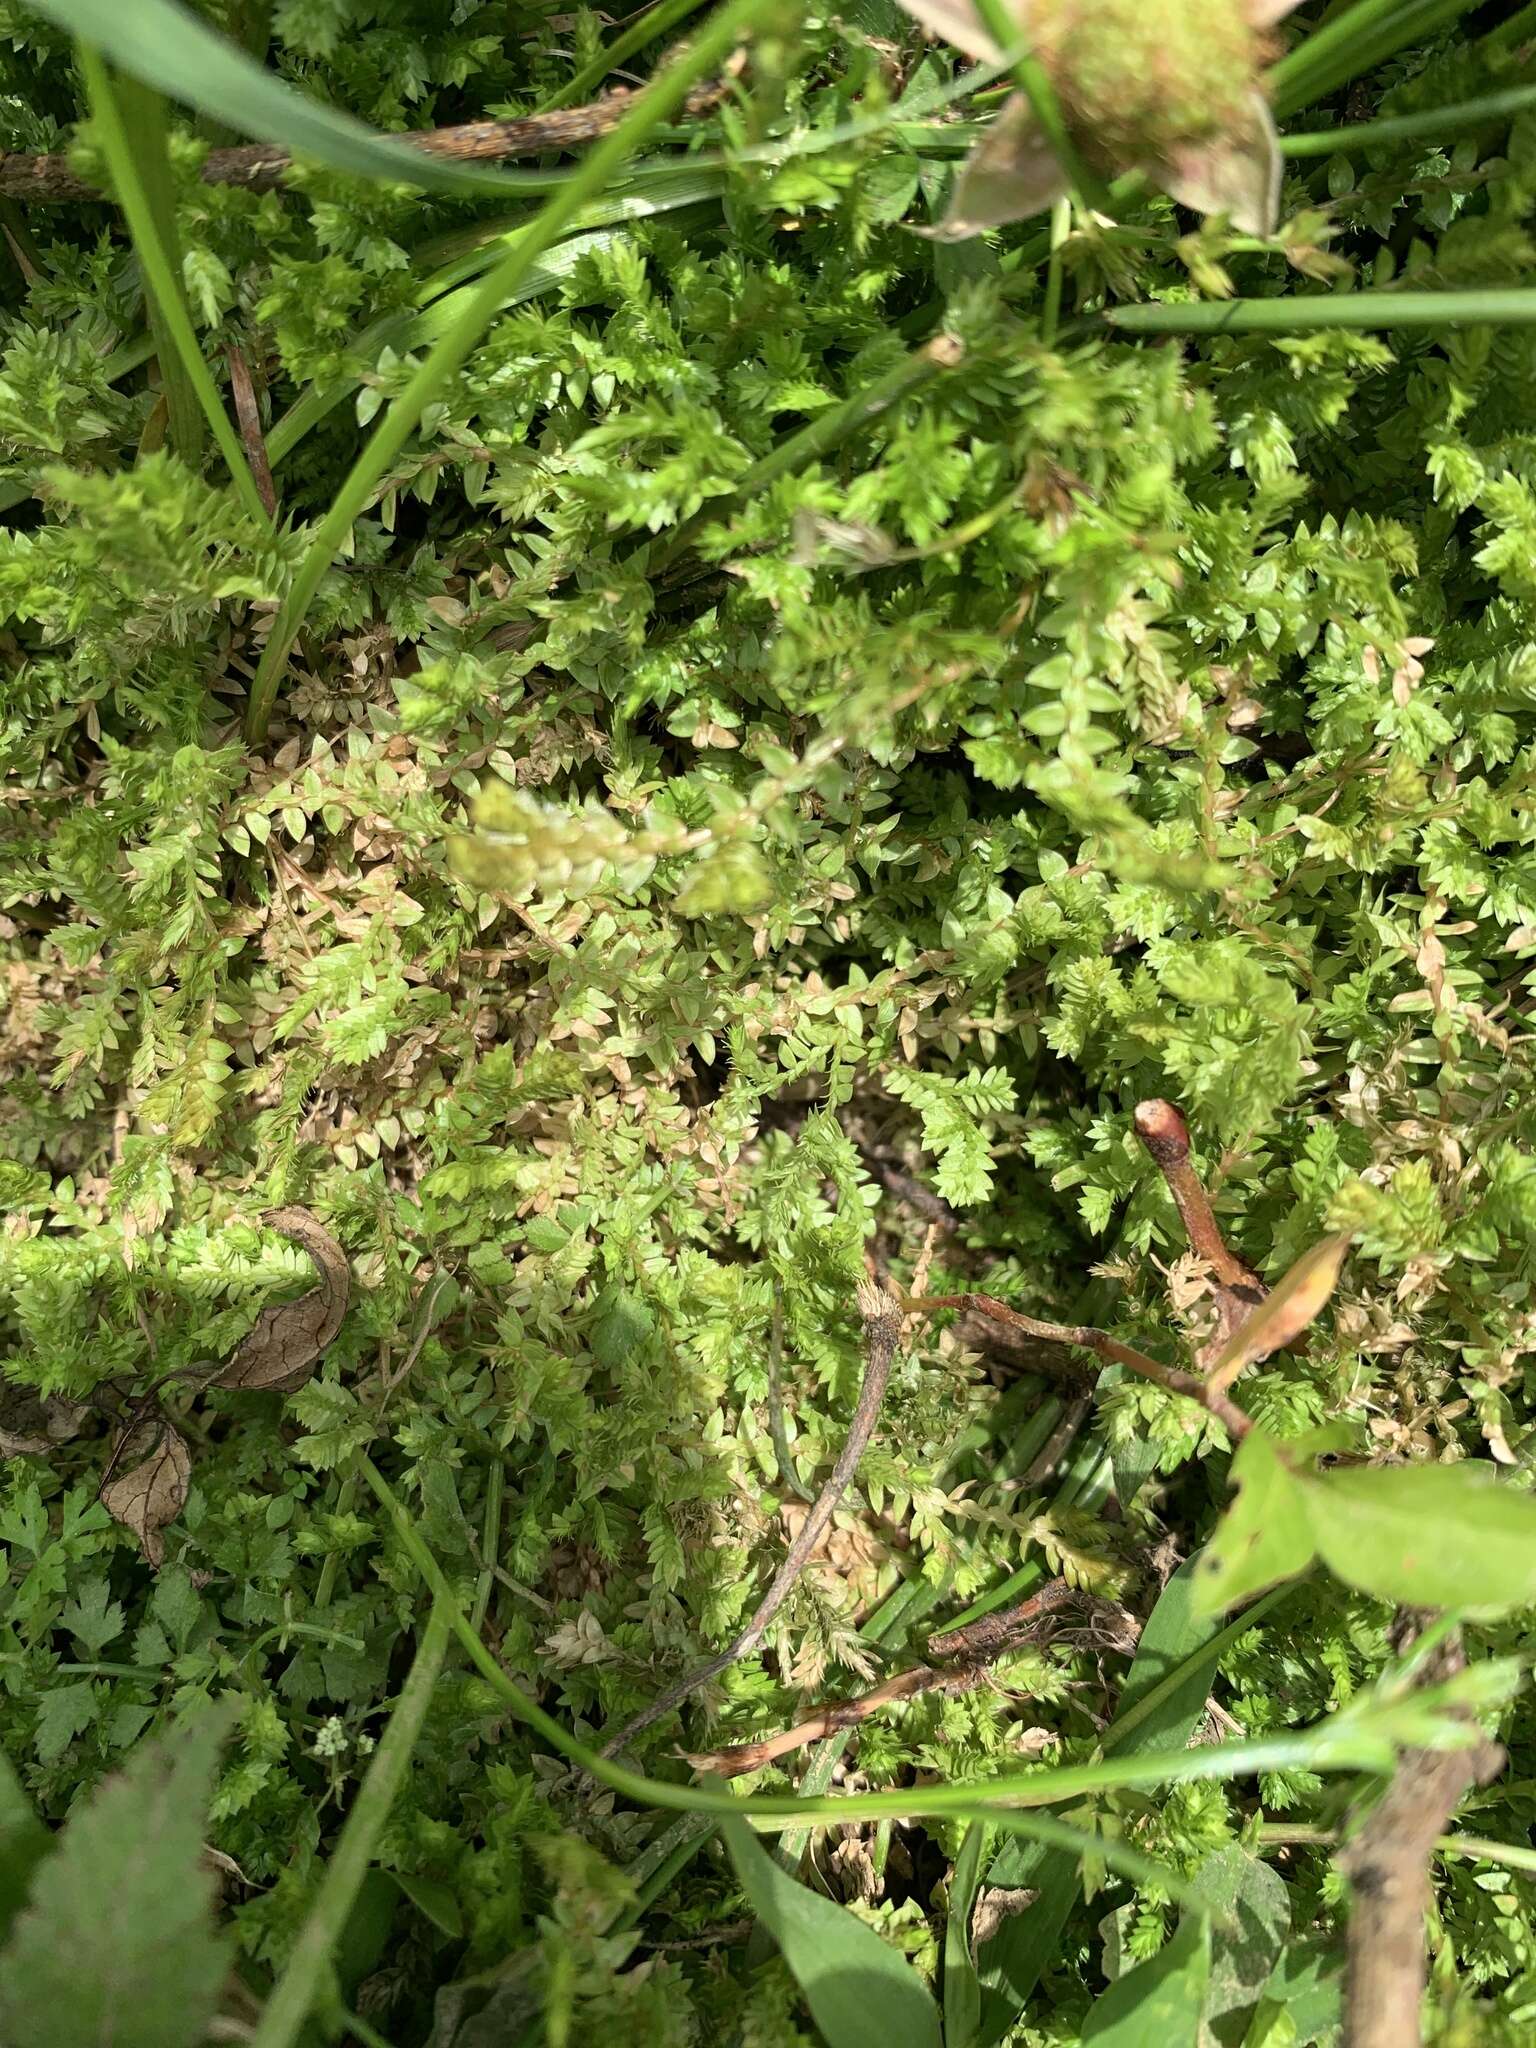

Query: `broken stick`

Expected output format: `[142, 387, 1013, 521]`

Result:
[0, 81, 729, 203]
[598, 1277, 904, 1759]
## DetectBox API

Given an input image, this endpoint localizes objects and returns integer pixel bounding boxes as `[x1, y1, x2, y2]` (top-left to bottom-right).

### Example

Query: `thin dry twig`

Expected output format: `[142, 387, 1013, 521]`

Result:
[684, 1580, 1096, 1777]
[1337, 1621, 1505, 2048]
[598, 1277, 905, 1759]
[1133, 1098, 1264, 1298]
[902, 1289, 1255, 1442]
[225, 343, 278, 519]
[0, 81, 729, 203]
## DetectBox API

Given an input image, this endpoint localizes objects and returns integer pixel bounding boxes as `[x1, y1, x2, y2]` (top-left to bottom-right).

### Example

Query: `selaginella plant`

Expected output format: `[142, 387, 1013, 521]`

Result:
[4, 1, 1536, 2045]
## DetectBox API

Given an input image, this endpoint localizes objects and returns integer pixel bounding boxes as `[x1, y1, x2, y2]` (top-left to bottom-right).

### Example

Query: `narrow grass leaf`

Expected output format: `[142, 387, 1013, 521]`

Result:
[249, 1598, 450, 2048]
[78, 44, 270, 526]
[34, 0, 566, 198]
[245, 0, 773, 740]
[945, 1820, 988, 2048]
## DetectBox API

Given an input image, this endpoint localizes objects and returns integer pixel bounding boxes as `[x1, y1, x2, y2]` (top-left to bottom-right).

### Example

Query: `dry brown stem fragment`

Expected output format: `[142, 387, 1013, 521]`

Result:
[225, 344, 278, 520]
[0, 82, 729, 202]
[598, 1277, 905, 1759]
[1337, 1621, 1505, 2048]
[685, 1579, 1103, 1777]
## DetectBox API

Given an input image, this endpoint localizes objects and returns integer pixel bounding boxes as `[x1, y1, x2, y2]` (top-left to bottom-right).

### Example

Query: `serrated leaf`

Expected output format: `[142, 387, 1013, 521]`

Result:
[1193, 1433, 1315, 1618]
[0, 1704, 235, 2048]
[0, 1751, 50, 1944]
[1298, 1460, 1536, 1614]
[722, 1815, 942, 2048]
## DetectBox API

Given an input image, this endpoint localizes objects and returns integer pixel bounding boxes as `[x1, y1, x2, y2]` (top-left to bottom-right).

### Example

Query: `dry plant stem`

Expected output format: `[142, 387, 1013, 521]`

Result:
[598, 1280, 905, 1759]
[687, 1581, 1079, 1777]
[1132, 1098, 1263, 1294]
[0, 80, 728, 202]
[905, 1292, 1253, 1441]
[1338, 1624, 1505, 2048]
[226, 343, 277, 518]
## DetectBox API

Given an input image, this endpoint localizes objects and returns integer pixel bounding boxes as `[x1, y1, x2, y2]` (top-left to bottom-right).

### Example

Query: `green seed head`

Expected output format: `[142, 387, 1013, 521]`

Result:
[1029, 0, 1267, 163]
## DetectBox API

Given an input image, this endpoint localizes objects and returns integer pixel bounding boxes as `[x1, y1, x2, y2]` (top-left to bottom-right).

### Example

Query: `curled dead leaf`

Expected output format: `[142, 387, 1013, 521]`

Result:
[216, 1207, 349, 1394]
[0, 1385, 87, 1459]
[100, 1421, 191, 1568]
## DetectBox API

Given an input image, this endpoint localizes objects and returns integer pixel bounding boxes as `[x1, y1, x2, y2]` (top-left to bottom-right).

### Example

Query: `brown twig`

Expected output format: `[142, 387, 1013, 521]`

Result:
[1337, 1621, 1505, 2048]
[685, 1581, 1085, 1777]
[0, 81, 729, 203]
[598, 1278, 905, 1759]
[225, 343, 278, 519]
[903, 1292, 1254, 1442]
[1133, 1099, 1262, 1297]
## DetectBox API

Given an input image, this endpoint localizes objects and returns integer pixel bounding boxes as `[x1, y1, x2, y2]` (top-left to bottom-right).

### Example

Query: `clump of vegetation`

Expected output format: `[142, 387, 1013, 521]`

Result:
[4, 2, 1536, 2044]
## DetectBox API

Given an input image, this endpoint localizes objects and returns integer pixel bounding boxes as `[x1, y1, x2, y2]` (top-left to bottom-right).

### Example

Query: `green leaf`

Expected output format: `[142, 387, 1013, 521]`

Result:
[0, 1751, 50, 1946]
[1262, 1936, 1343, 2045]
[1298, 1461, 1536, 1614]
[33, 1682, 101, 1765]
[1194, 1434, 1316, 1618]
[392, 1870, 464, 1940]
[1191, 1846, 1290, 2028]
[76, 47, 270, 525]
[721, 1816, 942, 2048]
[944, 1820, 988, 2048]
[0, 1704, 235, 2048]
[36, 0, 561, 199]
[1080, 1911, 1210, 2045]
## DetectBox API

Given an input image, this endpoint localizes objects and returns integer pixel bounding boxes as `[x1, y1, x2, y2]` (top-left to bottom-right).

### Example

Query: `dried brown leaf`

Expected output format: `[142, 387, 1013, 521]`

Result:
[100, 1422, 192, 1567]
[0, 1386, 87, 1459]
[215, 1207, 349, 1393]
[1207, 1232, 1352, 1396]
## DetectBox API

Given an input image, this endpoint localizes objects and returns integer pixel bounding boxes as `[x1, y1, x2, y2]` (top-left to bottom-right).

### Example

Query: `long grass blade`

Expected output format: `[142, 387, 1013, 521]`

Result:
[1106, 290, 1536, 334]
[78, 44, 271, 526]
[244, 0, 776, 741]
[36, 0, 570, 198]
[1282, 81, 1536, 157]
[248, 1597, 451, 2048]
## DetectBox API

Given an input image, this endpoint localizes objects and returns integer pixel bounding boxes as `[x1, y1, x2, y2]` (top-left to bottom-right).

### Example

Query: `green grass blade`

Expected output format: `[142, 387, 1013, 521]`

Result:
[1106, 290, 1536, 334]
[266, 181, 725, 473]
[35, 0, 571, 198]
[249, 1597, 451, 2048]
[945, 1820, 988, 2048]
[78, 44, 271, 526]
[244, 0, 776, 741]
[360, 1458, 1470, 1833]
[1270, 0, 1481, 119]
[539, 0, 715, 113]
[1282, 81, 1536, 157]
[95, 70, 202, 466]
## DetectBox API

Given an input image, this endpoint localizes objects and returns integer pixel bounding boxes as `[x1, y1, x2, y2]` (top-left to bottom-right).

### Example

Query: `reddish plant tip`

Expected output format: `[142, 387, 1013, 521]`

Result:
[1133, 1098, 1191, 1164]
